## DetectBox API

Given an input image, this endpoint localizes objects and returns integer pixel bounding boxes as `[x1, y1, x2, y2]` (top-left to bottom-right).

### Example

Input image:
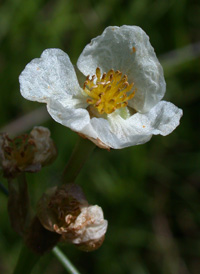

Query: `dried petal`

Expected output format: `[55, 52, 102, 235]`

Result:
[30, 126, 57, 167]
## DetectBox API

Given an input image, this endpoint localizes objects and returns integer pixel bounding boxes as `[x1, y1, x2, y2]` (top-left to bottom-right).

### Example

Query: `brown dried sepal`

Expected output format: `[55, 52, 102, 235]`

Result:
[75, 235, 105, 252]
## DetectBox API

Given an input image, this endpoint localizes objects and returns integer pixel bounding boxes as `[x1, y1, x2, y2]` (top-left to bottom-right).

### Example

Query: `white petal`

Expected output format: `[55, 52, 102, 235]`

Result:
[19, 48, 83, 103]
[90, 101, 182, 149]
[46, 99, 98, 139]
[90, 116, 152, 149]
[71, 205, 108, 244]
[77, 25, 166, 112]
[141, 100, 183, 136]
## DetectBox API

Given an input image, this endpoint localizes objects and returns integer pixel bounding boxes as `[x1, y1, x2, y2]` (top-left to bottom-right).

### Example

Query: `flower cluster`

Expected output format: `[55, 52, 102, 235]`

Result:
[19, 25, 182, 149]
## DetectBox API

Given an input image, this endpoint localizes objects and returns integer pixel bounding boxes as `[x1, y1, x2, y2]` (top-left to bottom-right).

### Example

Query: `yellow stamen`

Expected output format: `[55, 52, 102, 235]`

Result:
[83, 67, 136, 115]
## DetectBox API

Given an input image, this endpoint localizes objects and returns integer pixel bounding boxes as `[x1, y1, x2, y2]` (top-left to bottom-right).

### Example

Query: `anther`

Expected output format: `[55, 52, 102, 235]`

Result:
[96, 67, 101, 79]
[107, 69, 114, 77]
[109, 74, 114, 81]
[90, 85, 98, 90]
[87, 99, 93, 103]
[95, 99, 101, 107]
[109, 99, 115, 103]
[123, 82, 129, 89]
[122, 75, 127, 81]
[105, 85, 112, 92]
[83, 82, 87, 89]
[99, 92, 104, 98]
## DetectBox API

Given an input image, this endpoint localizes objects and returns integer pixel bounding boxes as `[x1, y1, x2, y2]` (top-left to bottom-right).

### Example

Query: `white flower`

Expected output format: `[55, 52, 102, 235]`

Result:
[19, 25, 183, 149]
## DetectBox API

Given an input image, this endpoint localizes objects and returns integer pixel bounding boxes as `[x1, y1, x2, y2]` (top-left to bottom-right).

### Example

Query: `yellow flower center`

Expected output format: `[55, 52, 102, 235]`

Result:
[83, 67, 136, 115]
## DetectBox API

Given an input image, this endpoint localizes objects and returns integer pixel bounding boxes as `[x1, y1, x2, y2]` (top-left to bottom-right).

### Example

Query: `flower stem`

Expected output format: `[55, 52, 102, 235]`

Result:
[0, 181, 9, 196]
[13, 244, 40, 274]
[62, 136, 96, 184]
[52, 247, 81, 274]
[7, 174, 31, 235]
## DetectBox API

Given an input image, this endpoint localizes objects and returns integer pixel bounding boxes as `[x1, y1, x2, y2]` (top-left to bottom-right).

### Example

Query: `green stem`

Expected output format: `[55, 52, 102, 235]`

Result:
[52, 247, 81, 274]
[62, 136, 96, 184]
[13, 244, 40, 274]
[0, 181, 9, 196]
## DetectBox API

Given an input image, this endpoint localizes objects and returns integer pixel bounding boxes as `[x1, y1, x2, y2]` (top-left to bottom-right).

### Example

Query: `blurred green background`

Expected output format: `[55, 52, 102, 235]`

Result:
[0, 0, 200, 273]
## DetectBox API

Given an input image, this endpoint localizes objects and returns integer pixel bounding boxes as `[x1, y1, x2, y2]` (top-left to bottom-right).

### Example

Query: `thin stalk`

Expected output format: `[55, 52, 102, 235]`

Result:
[52, 247, 81, 274]
[13, 244, 40, 274]
[62, 136, 96, 184]
[0, 181, 8, 196]
[7, 174, 31, 235]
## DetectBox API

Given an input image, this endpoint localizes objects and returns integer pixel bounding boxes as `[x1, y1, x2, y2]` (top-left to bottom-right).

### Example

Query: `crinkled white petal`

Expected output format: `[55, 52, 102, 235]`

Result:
[77, 25, 166, 113]
[19, 48, 84, 103]
[47, 99, 98, 138]
[140, 101, 183, 136]
[90, 101, 183, 149]
[47, 90, 182, 149]
[90, 117, 152, 149]
[69, 205, 108, 244]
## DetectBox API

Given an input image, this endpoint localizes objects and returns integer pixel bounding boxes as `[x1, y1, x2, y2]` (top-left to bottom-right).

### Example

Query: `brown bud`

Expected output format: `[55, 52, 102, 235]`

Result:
[0, 132, 35, 177]
[37, 184, 108, 251]
[0, 126, 57, 178]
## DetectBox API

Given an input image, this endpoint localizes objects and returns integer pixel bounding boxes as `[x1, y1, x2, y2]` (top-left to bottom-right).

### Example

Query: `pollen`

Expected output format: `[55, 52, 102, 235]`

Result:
[83, 67, 136, 115]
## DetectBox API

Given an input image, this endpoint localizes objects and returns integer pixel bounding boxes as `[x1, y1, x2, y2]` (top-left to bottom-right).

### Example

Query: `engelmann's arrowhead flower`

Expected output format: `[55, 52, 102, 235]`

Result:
[19, 25, 183, 149]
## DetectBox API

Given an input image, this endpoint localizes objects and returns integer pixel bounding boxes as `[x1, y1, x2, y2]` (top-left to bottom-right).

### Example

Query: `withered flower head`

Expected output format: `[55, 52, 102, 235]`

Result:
[0, 126, 57, 178]
[37, 184, 108, 252]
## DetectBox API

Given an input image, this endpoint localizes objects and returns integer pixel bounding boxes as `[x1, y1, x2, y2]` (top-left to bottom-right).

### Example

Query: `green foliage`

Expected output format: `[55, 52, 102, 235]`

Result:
[0, 0, 200, 273]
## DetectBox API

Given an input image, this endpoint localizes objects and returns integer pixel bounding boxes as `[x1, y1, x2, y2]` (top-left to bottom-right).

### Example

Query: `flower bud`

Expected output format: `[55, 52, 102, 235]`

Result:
[37, 184, 108, 251]
[0, 126, 57, 177]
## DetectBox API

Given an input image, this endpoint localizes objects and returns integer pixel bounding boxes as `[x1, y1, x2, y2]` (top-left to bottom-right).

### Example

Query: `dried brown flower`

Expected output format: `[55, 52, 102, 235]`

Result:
[37, 184, 108, 251]
[0, 126, 57, 177]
